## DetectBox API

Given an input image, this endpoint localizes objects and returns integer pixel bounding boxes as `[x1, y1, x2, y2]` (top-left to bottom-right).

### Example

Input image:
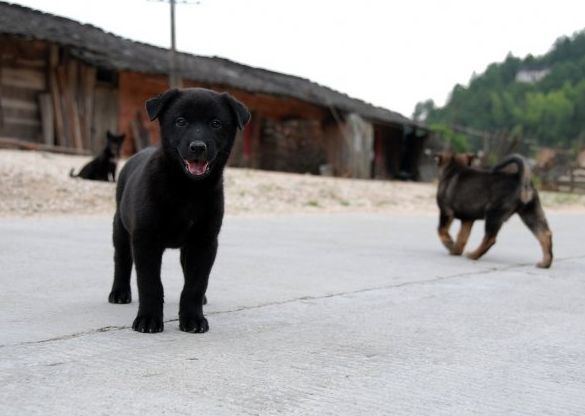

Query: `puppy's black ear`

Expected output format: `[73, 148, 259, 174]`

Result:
[146, 88, 180, 121]
[222, 93, 251, 129]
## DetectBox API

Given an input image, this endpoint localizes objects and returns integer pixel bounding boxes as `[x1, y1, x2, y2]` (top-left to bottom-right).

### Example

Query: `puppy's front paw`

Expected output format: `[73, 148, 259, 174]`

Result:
[132, 315, 164, 333]
[108, 288, 132, 304]
[179, 316, 209, 333]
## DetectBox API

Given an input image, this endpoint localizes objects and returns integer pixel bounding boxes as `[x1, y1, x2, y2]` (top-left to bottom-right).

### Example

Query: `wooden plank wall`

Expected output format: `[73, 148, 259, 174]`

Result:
[259, 118, 327, 174]
[0, 38, 47, 141]
[0, 37, 100, 152]
[92, 84, 119, 152]
[51, 49, 96, 150]
[323, 114, 375, 179]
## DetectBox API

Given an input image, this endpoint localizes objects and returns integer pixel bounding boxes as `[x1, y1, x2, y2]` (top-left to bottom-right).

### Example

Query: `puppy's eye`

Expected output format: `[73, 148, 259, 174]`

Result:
[175, 117, 187, 127]
[209, 119, 222, 129]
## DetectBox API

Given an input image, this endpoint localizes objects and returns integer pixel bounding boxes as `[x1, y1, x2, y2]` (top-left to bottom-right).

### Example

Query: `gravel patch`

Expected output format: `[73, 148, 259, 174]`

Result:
[1, 149, 583, 218]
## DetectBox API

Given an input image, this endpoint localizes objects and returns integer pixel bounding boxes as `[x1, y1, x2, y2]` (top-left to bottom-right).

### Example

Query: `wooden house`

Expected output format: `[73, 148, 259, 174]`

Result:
[0, 2, 428, 180]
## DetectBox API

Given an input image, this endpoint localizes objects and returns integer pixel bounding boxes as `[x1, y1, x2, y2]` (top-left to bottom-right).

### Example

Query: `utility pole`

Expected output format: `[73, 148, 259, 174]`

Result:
[169, 0, 181, 88]
[148, 0, 200, 88]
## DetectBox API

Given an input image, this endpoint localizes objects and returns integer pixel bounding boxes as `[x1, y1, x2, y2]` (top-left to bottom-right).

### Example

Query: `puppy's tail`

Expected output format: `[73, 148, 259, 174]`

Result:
[492, 154, 534, 204]
[69, 168, 78, 178]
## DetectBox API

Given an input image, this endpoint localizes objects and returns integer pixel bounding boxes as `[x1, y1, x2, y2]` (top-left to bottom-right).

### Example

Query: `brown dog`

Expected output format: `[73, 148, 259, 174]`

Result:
[435, 152, 553, 268]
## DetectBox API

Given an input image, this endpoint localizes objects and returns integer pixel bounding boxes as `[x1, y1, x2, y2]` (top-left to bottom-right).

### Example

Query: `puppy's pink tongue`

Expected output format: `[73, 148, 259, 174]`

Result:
[186, 160, 208, 175]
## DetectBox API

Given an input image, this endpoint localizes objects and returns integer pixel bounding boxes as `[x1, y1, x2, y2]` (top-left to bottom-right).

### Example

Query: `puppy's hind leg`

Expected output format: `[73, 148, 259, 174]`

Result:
[109, 213, 133, 304]
[451, 220, 474, 255]
[518, 197, 553, 268]
[466, 212, 503, 260]
[438, 212, 455, 252]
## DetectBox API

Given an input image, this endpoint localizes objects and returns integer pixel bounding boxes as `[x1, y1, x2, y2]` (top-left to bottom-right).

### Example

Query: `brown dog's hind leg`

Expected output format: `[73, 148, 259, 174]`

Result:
[518, 197, 553, 268]
[438, 212, 455, 252]
[465, 212, 503, 261]
[535, 230, 553, 268]
[451, 220, 474, 255]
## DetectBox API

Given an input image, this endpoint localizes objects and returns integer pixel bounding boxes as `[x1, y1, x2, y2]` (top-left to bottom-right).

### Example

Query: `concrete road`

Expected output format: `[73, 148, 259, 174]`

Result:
[1, 213, 584, 415]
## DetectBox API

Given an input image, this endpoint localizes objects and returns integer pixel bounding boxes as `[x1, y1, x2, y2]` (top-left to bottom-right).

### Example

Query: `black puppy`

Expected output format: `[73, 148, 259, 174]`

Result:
[435, 152, 553, 268]
[70, 131, 125, 182]
[108, 88, 250, 333]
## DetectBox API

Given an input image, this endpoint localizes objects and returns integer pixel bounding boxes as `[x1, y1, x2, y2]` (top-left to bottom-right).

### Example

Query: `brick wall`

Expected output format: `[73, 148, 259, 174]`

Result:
[259, 118, 327, 175]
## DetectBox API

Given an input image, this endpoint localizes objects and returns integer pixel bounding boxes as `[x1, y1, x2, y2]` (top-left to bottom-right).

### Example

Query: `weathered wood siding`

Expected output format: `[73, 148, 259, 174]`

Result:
[323, 113, 374, 179]
[0, 37, 47, 141]
[258, 118, 326, 174]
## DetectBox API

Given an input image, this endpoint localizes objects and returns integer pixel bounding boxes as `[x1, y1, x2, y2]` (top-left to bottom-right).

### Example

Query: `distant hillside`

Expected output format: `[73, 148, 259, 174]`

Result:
[415, 29, 585, 151]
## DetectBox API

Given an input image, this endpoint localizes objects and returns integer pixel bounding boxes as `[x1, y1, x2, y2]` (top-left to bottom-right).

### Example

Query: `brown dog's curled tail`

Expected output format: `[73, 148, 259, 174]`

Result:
[492, 154, 534, 204]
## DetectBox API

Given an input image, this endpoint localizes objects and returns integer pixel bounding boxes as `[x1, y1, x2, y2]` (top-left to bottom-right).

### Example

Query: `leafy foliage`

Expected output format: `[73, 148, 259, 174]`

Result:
[416, 29, 585, 150]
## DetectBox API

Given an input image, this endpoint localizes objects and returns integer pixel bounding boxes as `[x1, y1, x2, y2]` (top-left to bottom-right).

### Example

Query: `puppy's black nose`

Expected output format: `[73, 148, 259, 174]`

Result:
[189, 141, 207, 156]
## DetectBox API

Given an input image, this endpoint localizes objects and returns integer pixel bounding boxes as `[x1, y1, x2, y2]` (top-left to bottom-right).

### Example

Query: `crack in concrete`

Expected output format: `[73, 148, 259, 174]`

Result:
[2, 255, 583, 349]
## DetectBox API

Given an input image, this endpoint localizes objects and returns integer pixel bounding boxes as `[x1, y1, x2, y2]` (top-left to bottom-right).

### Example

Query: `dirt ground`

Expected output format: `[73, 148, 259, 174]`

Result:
[1, 149, 584, 218]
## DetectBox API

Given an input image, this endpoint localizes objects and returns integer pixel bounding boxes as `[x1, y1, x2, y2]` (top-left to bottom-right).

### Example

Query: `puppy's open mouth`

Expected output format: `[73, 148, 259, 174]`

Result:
[183, 160, 209, 176]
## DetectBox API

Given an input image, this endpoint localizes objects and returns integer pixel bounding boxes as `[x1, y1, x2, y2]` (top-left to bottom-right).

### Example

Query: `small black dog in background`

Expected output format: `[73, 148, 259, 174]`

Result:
[435, 152, 553, 268]
[108, 88, 250, 334]
[69, 131, 125, 182]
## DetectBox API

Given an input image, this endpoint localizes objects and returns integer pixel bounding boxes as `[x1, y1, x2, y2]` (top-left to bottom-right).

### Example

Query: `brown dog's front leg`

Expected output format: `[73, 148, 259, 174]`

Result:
[465, 235, 496, 260]
[438, 212, 454, 252]
[466, 213, 503, 261]
[451, 220, 474, 255]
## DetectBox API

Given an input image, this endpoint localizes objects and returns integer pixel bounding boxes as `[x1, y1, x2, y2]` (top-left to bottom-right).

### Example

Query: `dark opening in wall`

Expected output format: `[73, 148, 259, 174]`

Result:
[96, 67, 118, 86]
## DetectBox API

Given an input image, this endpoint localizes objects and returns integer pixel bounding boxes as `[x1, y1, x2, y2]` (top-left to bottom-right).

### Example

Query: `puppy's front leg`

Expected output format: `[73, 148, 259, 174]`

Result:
[179, 237, 218, 333]
[132, 238, 165, 333]
[438, 212, 455, 252]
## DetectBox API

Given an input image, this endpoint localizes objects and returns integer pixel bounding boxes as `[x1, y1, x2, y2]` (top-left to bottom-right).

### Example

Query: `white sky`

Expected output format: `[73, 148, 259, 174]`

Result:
[7, 0, 585, 117]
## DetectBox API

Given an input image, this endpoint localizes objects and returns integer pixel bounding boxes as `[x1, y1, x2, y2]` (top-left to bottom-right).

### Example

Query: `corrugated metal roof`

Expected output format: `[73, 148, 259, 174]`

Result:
[0, 1, 416, 127]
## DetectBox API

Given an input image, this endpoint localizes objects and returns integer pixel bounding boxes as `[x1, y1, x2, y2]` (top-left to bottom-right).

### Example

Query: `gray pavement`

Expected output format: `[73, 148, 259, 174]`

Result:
[1, 213, 584, 415]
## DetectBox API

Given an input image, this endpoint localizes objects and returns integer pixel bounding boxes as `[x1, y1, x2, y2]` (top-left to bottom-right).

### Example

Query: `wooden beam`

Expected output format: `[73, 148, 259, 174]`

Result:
[66, 59, 83, 150]
[79, 64, 96, 149]
[0, 67, 45, 90]
[0, 137, 91, 155]
[48, 45, 65, 146]
[38, 93, 54, 145]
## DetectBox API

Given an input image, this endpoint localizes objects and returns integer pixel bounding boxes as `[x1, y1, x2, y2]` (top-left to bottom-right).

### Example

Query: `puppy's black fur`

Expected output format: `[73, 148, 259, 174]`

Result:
[70, 131, 125, 182]
[108, 88, 250, 333]
[435, 152, 553, 268]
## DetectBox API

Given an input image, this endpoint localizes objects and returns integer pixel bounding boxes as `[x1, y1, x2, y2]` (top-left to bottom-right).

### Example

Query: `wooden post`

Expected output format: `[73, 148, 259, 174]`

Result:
[373, 127, 384, 179]
[38, 93, 54, 145]
[80, 65, 96, 150]
[66, 59, 83, 150]
[48, 45, 66, 146]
